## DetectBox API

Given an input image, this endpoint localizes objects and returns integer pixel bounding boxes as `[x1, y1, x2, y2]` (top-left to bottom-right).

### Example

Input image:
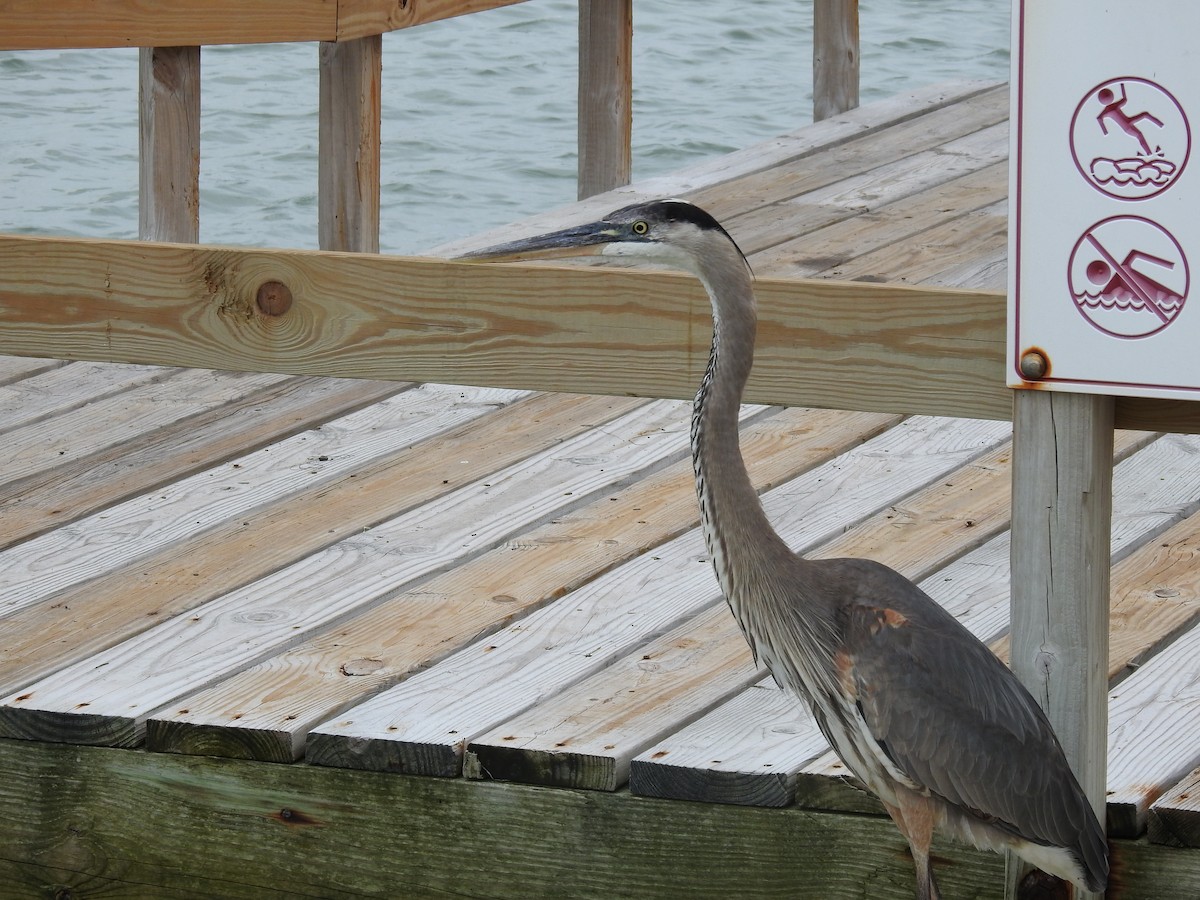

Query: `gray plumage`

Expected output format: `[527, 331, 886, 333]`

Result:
[462, 198, 1108, 899]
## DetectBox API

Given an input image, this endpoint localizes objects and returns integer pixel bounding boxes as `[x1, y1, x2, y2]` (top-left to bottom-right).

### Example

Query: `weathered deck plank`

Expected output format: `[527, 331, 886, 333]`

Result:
[145, 407, 895, 763]
[0, 390, 634, 697]
[1150, 767, 1200, 848]
[1, 383, 520, 617]
[463, 604, 759, 791]
[0, 390, 656, 735]
[1106, 621, 1200, 837]
[751, 162, 1008, 281]
[305, 417, 1007, 777]
[0, 373, 404, 549]
[0, 361, 170, 433]
[0, 355, 65, 384]
[2, 368, 294, 488]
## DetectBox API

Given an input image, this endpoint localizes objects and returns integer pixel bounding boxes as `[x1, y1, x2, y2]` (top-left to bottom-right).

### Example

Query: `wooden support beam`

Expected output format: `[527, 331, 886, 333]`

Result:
[577, 0, 633, 200]
[318, 36, 382, 254]
[337, 0, 531, 41]
[1008, 390, 1114, 899]
[138, 47, 200, 243]
[0, 234, 1007, 420]
[813, 0, 860, 122]
[1, 0, 531, 49]
[2, 737, 1198, 898]
[3, 1, 338, 49]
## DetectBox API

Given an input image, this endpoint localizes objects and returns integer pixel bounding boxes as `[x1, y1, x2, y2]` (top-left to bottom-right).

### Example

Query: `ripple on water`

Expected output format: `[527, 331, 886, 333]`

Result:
[0, 1, 1009, 253]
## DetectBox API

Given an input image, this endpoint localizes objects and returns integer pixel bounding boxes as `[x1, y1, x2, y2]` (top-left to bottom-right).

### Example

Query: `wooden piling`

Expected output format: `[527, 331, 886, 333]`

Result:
[138, 46, 200, 243]
[577, 0, 632, 199]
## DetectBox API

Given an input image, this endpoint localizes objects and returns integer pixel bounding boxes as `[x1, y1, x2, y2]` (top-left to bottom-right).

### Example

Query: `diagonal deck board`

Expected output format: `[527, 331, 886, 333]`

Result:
[0, 361, 174, 434]
[145, 407, 896, 763]
[0, 383, 523, 616]
[5, 80, 1200, 891]
[304, 417, 1009, 777]
[0, 390, 634, 696]
[470, 427, 1021, 795]
[0, 373, 404, 549]
[0, 355, 65, 384]
[463, 603, 759, 792]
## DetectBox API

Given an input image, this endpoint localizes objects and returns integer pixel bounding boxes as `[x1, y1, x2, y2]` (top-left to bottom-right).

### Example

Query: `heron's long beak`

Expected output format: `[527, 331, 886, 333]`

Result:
[458, 221, 619, 263]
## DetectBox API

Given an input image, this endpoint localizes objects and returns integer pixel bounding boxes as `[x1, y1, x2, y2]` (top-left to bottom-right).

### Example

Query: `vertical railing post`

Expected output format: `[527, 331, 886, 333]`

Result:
[318, 35, 382, 253]
[577, 0, 632, 200]
[813, 0, 859, 121]
[1008, 390, 1113, 900]
[139, 47, 201, 243]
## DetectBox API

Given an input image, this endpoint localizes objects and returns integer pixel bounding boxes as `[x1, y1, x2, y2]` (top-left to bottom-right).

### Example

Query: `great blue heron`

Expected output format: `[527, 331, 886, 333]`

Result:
[462, 199, 1108, 899]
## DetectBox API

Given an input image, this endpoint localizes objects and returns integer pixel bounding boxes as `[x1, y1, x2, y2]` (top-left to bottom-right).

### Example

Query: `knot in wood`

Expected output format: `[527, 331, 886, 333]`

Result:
[255, 280, 293, 317]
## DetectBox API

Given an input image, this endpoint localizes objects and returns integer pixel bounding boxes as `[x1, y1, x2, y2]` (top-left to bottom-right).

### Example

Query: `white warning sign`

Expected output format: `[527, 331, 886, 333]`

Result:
[1009, 2, 1200, 399]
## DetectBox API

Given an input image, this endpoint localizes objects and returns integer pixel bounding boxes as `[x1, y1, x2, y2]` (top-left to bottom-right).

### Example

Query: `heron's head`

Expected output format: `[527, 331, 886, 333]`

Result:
[459, 199, 749, 279]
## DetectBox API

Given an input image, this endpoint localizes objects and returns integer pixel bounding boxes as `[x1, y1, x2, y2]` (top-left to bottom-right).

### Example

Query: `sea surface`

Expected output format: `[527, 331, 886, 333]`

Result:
[0, 1, 1010, 255]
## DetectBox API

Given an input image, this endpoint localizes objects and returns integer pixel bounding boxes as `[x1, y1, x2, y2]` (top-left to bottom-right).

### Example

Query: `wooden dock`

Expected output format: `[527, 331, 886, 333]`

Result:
[3, 80, 1200, 897]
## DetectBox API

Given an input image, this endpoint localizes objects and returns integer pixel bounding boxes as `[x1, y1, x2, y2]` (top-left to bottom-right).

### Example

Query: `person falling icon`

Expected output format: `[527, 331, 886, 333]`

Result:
[1097, 83, 1164, 156]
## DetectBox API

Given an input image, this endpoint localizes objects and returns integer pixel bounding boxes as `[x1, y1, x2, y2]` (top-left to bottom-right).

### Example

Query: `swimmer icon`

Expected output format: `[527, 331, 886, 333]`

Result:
[1068, 216, 1189, 338]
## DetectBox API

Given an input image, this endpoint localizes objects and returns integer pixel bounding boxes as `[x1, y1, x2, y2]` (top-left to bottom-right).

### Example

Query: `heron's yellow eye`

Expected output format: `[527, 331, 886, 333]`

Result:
[632, 221, 649, 235]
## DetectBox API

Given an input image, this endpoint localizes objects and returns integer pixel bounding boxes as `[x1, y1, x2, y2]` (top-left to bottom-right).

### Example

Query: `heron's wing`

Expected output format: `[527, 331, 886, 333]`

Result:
[831, 559, 1099, 856]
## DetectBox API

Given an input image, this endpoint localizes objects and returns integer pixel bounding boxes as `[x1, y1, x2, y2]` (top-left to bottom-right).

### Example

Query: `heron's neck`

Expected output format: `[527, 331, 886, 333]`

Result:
[690, 258, 791, 599]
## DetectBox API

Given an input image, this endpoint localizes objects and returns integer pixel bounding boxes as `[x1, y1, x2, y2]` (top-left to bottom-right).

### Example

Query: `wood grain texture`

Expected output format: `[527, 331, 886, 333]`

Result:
[1009, 391, 1113, 861]
[1, 382, 511, 616]
[0, 736, 1012, 900]
[464, 604, 760, 791]
[1105, 621, 1200, 838]
[0, 355, 67, 383]
[306, 417, 1007, 776]
[0, 360, 170, 434]
[336, 0, 529, 39]
[147, 407, 891, 763]
[631, 675, 828, 807]
[749, 161, 1008, 279]
[1149, 767, 1200, 848]
[2, 737, 1194, 899]
[0, 374, 402, 549]
[0, 387, 586, 697]
[139, 397, 703, 759]
[5, 397, 691, 749]
[2, 1, 338, 49]
[0, 233, 1010, 420]
[1, 367, 285, 490]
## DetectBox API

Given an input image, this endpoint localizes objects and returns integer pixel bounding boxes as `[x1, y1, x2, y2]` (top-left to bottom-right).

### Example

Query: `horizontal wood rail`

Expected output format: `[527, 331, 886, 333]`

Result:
[0, 0, 528, 49]
[0, 231, 1194, 432]
[0, 233, 1000, 418]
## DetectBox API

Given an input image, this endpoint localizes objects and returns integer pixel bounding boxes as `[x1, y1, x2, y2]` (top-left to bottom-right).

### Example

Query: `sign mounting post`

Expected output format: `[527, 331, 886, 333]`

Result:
[1005, 3, 1200, 897]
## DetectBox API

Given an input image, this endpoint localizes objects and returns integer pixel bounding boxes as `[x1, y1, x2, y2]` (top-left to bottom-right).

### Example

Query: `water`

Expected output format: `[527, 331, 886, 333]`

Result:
[0, 1, 1009, 255]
